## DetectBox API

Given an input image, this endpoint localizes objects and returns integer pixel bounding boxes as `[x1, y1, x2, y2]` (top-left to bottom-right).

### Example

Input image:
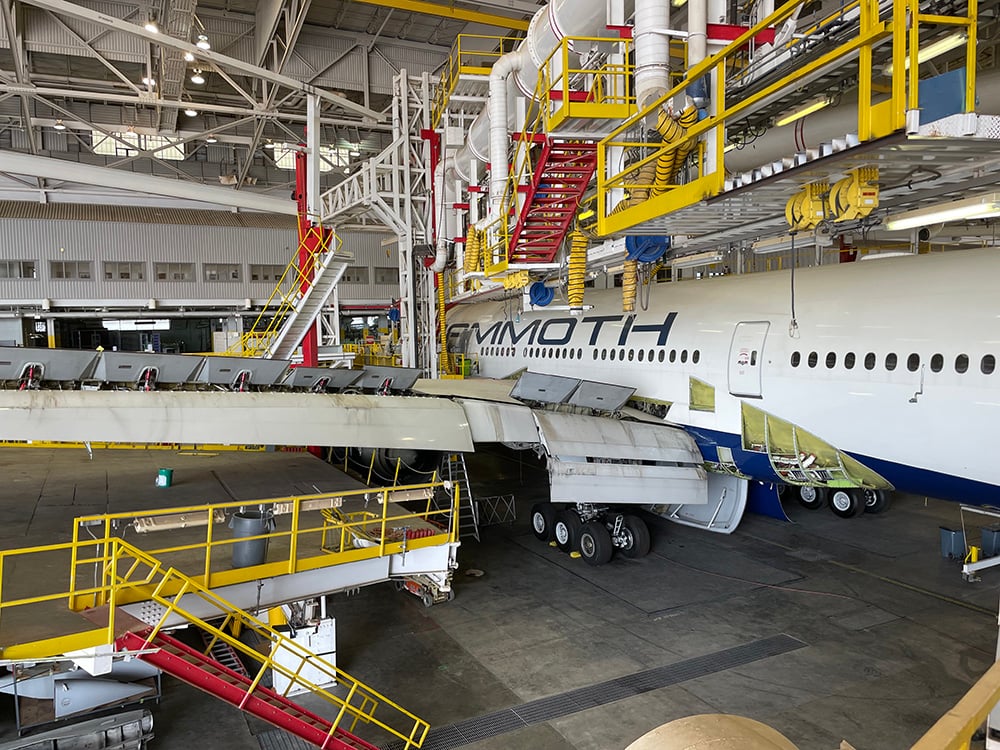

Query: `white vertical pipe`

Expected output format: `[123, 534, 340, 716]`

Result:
[306, 94, 321, 223]
[634, 0, 671, 111]
[688, 0, 708, 66]
[488, 50, 524, 216]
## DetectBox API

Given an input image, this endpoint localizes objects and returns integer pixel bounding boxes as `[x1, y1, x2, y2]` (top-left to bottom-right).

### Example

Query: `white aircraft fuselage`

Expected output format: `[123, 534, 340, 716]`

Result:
[448, 249, 1000, 505]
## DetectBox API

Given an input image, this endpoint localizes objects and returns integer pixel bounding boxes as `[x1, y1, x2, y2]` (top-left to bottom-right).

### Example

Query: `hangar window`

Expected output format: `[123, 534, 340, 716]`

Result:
[807, 351, 818, 368]
[907, 353, 920, 372]
[930, 353, 943, 372]
[681, 349, 688, 363]
[104, 261, 145, 281]
[638, 349, 645, 362]
[983, 355, 996, 375]
[864, 352, 876, 370]
[844, 352, 856, 369]
[790, 351, 801, 367]
[154, 262, 194, 281]
[0, 260, 37, 279]
[956, 354, 969, 373]
[885, 353, 897, 371]
[658, 350, 665, 363]
[669, 349, 677, 363]
[825, 352, 836, 369]
[51, 260, 92, 280]
[628, 349, 635, 361]
[204, 263, 241, 282]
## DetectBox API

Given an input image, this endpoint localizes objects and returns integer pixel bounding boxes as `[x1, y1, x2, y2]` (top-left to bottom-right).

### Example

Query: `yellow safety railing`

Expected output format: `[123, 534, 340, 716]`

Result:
[432, 33, 521, 128]
[229, 225, 341, 357]
[597, 0, 978, 236]
[342, 342, 403, 368]
[0, 536, 429, 747]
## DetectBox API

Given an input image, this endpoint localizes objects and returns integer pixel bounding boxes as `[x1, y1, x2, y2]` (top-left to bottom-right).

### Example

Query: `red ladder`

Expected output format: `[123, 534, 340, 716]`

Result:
[507, 139, 597, 264]
[117, 629, 377, 750]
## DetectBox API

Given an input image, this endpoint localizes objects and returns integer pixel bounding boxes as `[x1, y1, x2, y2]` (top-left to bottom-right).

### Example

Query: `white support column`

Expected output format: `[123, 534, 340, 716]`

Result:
[306, 94, 322, 224]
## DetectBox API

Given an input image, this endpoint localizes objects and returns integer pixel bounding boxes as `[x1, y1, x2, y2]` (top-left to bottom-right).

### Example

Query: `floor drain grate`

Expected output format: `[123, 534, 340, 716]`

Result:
[379, 633, 806, 750]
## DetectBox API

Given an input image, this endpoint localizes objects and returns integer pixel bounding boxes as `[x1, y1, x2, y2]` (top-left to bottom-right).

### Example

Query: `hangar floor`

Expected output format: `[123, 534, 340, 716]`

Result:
[0, 446, 996, 750]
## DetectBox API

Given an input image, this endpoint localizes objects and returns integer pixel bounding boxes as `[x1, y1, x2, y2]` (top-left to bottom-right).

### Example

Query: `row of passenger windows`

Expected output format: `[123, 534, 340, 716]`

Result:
[790, 350, 997, 375]
[479, 346, 702, 365]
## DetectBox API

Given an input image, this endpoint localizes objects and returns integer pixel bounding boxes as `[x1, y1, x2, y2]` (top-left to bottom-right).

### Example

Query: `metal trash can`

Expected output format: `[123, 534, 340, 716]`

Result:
[230, 510, 275, 568]
[982, 525, 1000, 557]
[155, 468, 173, 488]
[939, 527, 965, 559]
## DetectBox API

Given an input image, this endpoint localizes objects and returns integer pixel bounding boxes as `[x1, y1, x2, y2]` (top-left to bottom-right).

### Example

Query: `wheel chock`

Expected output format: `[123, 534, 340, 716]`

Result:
[569, 551, 582, 559]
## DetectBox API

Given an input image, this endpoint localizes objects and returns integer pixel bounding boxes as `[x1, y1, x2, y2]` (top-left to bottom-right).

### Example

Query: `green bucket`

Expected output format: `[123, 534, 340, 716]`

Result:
[156, 468, 174, 488]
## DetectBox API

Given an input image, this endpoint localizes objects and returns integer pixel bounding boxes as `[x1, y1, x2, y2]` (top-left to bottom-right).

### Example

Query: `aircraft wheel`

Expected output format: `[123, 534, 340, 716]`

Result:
[862, 489, 890, 514]
[829, 489, 862, 518]
[797, 485, 827, 510]
[530, 503, 557, 541]
[554, 510, 583, 553]
[579, 522, 613, 566]
[619, 515, 651, 559]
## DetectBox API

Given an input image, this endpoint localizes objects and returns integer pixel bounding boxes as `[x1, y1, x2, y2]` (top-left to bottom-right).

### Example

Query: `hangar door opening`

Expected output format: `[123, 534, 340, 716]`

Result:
[728, 321, 769, 398]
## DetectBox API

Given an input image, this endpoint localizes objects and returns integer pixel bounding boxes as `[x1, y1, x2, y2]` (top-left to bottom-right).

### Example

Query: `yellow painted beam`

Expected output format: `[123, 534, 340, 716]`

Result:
[351, 0, 530, 31]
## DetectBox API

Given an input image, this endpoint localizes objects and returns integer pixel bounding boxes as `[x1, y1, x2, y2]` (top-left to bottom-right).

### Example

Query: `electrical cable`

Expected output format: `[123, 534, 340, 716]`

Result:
[789, 231, 799, 336]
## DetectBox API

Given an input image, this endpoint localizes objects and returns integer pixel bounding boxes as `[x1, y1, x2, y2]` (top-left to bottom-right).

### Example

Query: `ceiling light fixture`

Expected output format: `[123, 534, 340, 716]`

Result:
[196, 34, 211, 50]
[670, 251, 725, 269]
[885, 192, 1000, 231]
[349, 146, 361, 156]
[751, 233, 830, 255]
[184, 51, 195, 62]
[144, 16, 158, 34]
[774, 96, 831, 127]
[206, 136, 218, 144]
[190, 70, 205, 85]
[53, 119, 66, 131]
[183, 107, 198, 117]
[142, 76, 156, 87]
[883, 32, 967, 76]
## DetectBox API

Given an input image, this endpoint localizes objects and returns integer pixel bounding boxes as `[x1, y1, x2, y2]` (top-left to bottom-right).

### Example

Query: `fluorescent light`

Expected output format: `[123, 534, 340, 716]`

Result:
[190, 70, 205, 85]
[142, 76, 156, 87]
[53, 119, 66, 131]
[885, 193, 1000, 230]
[263, 141, 275, 149]
[196, 34, 211, 50]
[144, 19, 158, 34]
[184, 51, 195, 62]
[671, 251, 724, 269]
[183, 107, 197, 117]
[752, 233, 829, 255]
[884, 32, 966, 76]
[206, 136, 218, 144]
[775, 97, 831, 127]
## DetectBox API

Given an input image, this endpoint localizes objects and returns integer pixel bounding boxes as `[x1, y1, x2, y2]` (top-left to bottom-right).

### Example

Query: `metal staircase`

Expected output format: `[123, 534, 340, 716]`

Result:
[508, 139, 597, 264]
[442, 453, 479, 542]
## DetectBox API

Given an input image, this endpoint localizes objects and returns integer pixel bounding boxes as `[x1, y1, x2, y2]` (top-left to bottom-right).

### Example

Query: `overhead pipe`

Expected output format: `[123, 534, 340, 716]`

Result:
[489, 49, 526, 214]
[634, 0, 672, 112]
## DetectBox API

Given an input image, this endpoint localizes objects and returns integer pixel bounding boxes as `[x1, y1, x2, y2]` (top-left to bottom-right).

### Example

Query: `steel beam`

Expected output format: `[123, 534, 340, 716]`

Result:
[0, 151, 297, 214]
[17, 0, 386, 121]
[349, 0, 530, 31]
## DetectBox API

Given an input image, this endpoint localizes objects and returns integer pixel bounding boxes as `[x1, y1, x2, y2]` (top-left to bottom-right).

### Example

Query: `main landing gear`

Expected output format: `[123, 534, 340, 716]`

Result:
[792, 486, 891, 518]
[530, 503, 651, 566]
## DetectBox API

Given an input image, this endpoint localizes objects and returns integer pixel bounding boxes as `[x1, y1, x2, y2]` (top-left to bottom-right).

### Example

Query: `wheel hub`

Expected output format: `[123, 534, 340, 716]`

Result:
[831, 491, 852, 511]
[555, 522, 569, 545]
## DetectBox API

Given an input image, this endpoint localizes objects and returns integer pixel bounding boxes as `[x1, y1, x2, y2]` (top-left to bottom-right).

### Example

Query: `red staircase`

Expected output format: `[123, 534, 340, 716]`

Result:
[118, 629, 377, 750]
[508, 139, 597, 264]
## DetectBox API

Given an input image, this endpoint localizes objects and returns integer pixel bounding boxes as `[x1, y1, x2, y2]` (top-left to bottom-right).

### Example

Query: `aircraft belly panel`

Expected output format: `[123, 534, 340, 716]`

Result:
[456, 398, 539, 444]
[0, 391, 474, 451]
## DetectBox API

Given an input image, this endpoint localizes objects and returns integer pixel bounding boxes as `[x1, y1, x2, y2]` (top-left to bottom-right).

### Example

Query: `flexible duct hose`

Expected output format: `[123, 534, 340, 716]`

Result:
[567, 230, 588, 311]
[436, 273, 451, 375]
[463, 228, 481, 274]
[622, 259, 638, 313]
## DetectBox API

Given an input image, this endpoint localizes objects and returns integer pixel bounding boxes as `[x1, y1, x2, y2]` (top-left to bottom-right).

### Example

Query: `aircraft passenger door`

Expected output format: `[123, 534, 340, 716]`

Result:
[728, 321, 770, 398]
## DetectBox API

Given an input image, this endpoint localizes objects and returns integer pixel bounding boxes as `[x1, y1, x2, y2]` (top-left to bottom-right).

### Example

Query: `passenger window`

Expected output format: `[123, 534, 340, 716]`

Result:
[984, 355, 996, 375]
[791, 352, 801, 367]
[692, 350, 700, 364]
[749, 350, 756, 366]
[592, 349, 598, 360]
[648, 349, 655, 362]
[844, 352, 855, 369]
[637, 349, 644, 362]
[628, 349, 635, 361]
[907, 353, 919, 372]
[669, 349, 677, 363]
[826, 352, 836, 369]
[578, 349, 582, 360]
[569, 348, 575, 360]
[807, 351, 818, 368]
[931, 353, 943, 372]
[864, 352, 876, 370]
[610, 349, 616, 361]
[620, 348, 626, 361]
[885, 353, 897, 371]
[681, 349, 688, 363]
[601, 349, 607, 360]
[956, 354, 969, 373]
[658, 350, 665, 363]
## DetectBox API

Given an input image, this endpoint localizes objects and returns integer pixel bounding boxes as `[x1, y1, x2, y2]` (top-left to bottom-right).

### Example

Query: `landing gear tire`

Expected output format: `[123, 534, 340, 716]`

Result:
[797, 485, 828, 510]
[531, 503, 557, 541]
[619, 515, 651, 559]
[861, 489, 890, 514]
[829, 488, 862, 518]
[554, 510, 583, 553]
[579, 522, 613, 566]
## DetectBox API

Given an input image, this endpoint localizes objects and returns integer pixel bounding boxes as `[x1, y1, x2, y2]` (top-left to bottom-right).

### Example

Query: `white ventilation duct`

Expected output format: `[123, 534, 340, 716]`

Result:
[634, 0, 671, 111]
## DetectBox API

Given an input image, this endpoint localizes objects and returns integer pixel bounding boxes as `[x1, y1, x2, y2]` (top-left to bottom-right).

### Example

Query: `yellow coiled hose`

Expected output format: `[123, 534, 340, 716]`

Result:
[622, 260, 638, 313]
[463, 228, 480, 275]
[567, 230, 588, 311]
[437, 273, 451, 375]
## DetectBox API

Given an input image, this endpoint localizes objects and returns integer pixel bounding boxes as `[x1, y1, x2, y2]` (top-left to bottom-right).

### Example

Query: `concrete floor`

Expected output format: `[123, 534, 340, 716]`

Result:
[0, 446, 997, 750]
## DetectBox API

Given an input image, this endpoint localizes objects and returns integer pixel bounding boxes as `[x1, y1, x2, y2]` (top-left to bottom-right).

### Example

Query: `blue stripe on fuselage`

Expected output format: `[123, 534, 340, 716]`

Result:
[683, 425, 1000, 506]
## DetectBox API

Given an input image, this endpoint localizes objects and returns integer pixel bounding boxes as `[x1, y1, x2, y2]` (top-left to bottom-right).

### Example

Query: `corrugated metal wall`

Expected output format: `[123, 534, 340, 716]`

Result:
[0, 219, 399, 306]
